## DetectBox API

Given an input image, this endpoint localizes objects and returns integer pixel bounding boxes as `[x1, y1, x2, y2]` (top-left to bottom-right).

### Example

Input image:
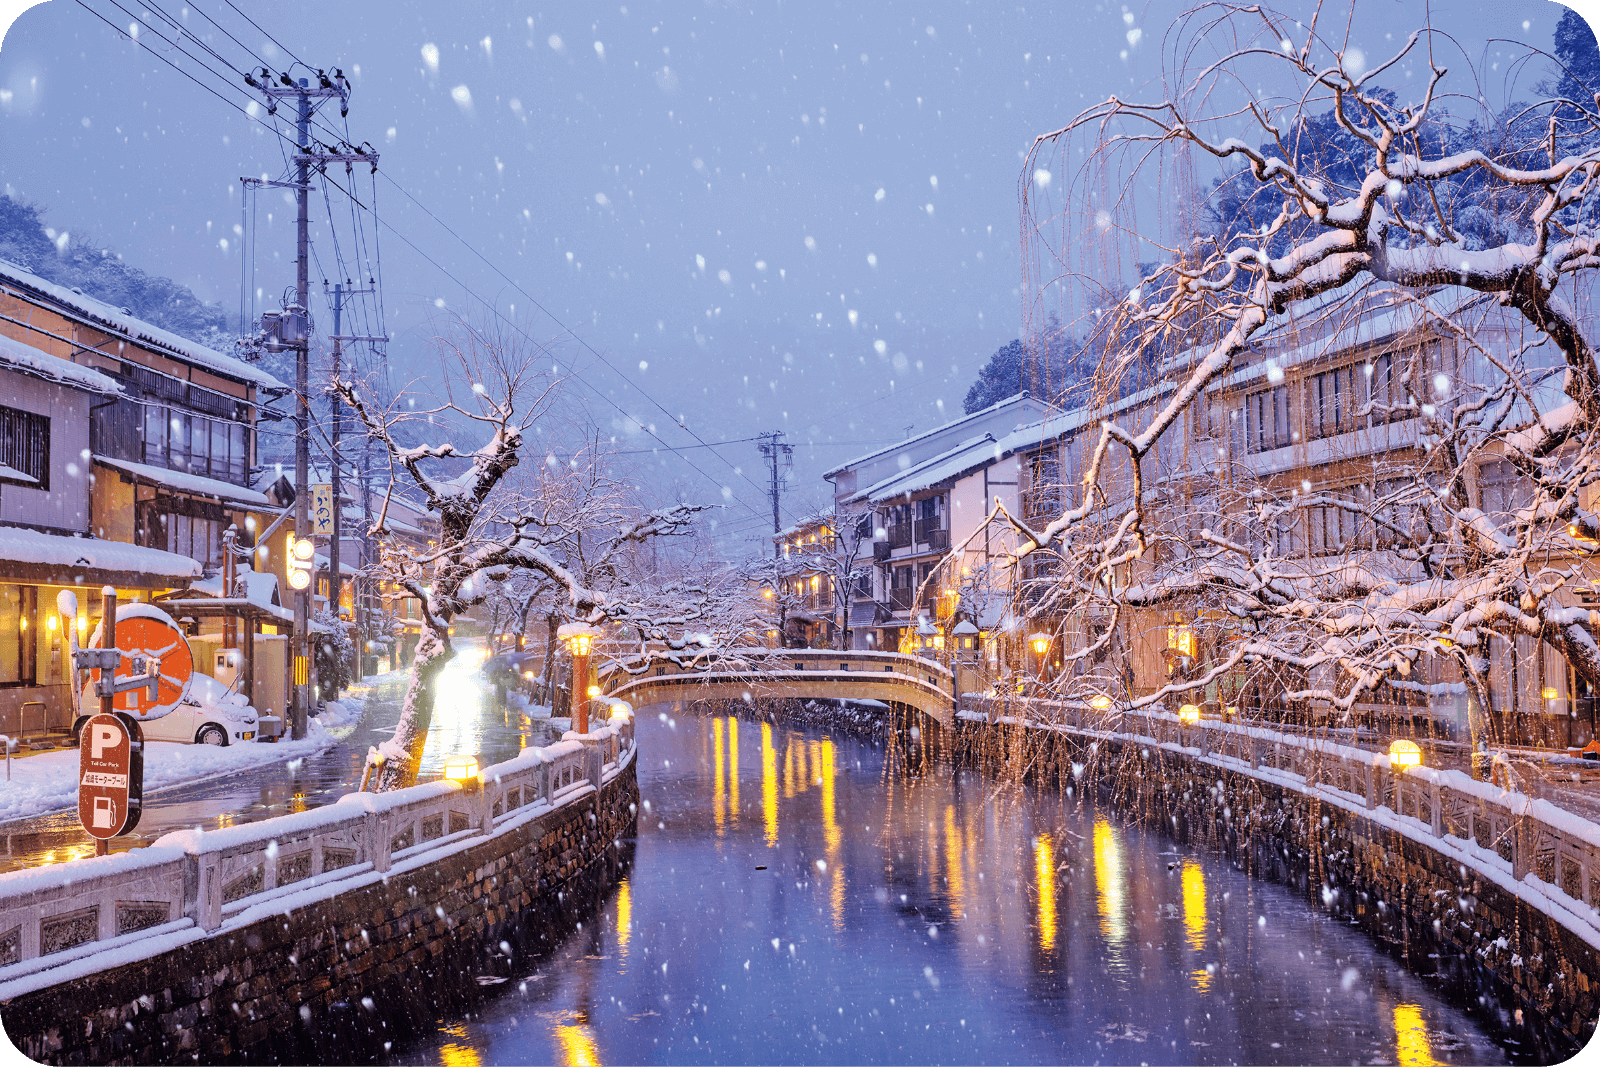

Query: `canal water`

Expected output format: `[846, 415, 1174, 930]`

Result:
[400, 708, 1513, 1066]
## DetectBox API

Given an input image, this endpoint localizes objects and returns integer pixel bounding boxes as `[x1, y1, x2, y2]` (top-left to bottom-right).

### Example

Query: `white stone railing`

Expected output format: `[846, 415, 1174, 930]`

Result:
[968, 695, 1600, 930]
[0, 710, 635, 977]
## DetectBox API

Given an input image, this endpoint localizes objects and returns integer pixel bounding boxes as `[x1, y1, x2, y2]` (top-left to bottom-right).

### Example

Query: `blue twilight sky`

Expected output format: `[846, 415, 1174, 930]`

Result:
[0, 0, 1587, 547]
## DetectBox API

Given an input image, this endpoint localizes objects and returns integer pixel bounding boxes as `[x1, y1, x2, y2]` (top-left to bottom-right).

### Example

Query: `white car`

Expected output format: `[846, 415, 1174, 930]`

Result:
[75, 673, 259, 746]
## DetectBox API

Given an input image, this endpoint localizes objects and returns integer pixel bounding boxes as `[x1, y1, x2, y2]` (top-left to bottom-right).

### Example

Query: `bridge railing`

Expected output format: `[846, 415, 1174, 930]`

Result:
[0, 710, 636, 979]
[970, 695, 1600, 925]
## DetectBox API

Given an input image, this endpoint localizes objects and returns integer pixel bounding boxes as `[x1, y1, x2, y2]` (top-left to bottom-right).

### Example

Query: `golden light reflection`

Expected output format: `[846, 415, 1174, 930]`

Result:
[1035, 833, 1057, 951]
[784, 738, 796, 798]
[439, 1023, 483, 1067]
[1181, 861, 1207, 951]
[1394, 1004, 1442, 1066]
[725, 716, 739, 821]
[761, 722, 779, 847]
[820, 737, 844, 930]
[712, 717, 726, 834]
[1190, 967, 1213, 994]
[1093, 819, 1127, 946]
[554, 1023, 602, 1067]
[944, 805, 964, 918]
[616, 877, 632, 959]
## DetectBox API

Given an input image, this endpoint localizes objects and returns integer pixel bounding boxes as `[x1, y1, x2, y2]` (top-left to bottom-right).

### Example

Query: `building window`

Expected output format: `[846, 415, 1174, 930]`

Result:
[141, 403, 251, 485]
[1479, 459, 1532, 528]
[1245, 385, 1292, 453]
[0, 406, 49, 491]
[1306, 364, 1362, 440]
[0, 585, 38, 687]
[853, 569, 871, 599]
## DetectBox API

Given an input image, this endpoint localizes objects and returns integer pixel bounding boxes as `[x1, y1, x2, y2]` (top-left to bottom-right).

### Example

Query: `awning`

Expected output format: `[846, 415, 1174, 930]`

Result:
[93, 456, 270, 509]
[156, 596, 294, 625]
[0, 526, 201, 586]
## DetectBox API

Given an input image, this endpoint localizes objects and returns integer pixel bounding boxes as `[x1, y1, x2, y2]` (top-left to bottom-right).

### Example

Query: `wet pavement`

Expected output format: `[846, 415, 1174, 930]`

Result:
[396, 707, 1515, 1066]
[0, 650, 556, 873]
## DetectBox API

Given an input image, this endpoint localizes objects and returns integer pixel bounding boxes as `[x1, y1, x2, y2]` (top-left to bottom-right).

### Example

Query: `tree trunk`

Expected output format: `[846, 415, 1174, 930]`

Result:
[371, 624, 453, 791]
[542, 612, 559, 705]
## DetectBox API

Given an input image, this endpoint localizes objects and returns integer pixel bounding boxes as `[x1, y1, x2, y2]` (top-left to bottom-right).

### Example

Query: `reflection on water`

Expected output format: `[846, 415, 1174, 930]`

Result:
[399, 709, 1512, 1066]
[761, 722, 778, 846]
[1034, 832, 1056, 952]
[1395, 1003, 1444, 1066]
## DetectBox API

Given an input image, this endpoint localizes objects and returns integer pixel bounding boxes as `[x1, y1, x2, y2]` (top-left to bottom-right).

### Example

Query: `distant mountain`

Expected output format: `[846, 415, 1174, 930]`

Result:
[0, 194, 237, 353]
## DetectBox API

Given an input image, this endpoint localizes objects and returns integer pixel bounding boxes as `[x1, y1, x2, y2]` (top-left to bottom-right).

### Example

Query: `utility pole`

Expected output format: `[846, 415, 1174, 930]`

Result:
[756, 431, 792, 558]
[247, 67, 376, 738]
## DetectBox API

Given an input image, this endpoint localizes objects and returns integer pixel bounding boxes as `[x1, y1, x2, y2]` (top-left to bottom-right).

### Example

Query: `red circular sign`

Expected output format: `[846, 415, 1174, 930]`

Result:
[87, 606, 194, 719]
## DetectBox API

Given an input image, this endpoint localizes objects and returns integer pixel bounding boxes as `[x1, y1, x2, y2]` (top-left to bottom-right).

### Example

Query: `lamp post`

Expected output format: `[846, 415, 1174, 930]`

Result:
[1028, 631, 1050, 694]
[558, 622, 600, 734]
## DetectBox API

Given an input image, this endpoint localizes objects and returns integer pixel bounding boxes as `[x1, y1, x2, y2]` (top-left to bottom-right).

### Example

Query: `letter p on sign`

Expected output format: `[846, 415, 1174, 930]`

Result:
[91, 724, 120, 760]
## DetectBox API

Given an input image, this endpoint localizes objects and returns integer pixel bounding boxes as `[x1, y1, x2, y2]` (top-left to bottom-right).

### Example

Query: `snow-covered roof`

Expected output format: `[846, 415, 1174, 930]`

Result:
[0, 258, 286, 391]
[94, 456, 269, 508]
[312, 553, 358, 576]
[190, 566, 281, 610]
[0, 332, 120, 395]
[0, 525, 201, 581]
[822, 392, 1034, 479]
[851, 433, 1002, 504]
[995, 377, 1177, 459]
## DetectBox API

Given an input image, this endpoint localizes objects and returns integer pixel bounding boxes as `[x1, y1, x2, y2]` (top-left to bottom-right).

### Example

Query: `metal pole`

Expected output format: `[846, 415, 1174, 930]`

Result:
[96, 586, 117, 857]
[330, 284, 344, 640]
[572, 647, 589, 734]
[769, 442, 781, 557]
[292, 80, 311, 741]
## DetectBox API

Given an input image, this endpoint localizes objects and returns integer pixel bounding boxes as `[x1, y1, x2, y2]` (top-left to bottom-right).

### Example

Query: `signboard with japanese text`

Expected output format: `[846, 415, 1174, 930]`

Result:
[312, 484, 335, 534]
[77, 712, 143, 839]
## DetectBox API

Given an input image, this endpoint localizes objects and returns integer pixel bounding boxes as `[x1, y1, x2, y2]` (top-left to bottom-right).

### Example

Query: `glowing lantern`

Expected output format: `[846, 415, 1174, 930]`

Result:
[443, 754, 480, 785]
[1389, 739, 1422, 769]
[1028, 632, 1051, 657]
[1178, 703, 1201, 725]
[1090, 694, 1112, 711]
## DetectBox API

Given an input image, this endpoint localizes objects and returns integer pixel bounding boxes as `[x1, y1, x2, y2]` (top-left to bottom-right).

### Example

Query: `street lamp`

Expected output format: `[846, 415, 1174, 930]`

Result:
[1178, 703, 1201, 725]
[558, 622, 600, 734]
[1090, 694, 1113, 711]
[1027, 631, 1051, 693]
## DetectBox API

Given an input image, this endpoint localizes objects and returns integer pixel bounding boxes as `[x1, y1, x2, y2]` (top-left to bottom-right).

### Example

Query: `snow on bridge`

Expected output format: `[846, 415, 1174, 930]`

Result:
[602, 649, 956, 729]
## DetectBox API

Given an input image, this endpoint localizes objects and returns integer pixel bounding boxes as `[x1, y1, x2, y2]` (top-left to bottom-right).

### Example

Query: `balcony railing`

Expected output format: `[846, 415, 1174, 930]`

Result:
[873, 542, 892, 562]
[889, 587, 915, 612]
[886, 523, 912, 548]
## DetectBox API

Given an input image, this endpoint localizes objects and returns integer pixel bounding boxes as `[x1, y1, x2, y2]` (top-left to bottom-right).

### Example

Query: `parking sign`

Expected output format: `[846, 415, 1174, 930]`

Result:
[77, 712, 143, 839]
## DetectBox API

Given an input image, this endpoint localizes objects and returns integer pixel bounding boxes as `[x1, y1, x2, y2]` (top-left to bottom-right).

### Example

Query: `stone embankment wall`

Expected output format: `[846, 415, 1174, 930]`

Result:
[950, 709, 1598, 1062]
[0, 753, 637, 1064]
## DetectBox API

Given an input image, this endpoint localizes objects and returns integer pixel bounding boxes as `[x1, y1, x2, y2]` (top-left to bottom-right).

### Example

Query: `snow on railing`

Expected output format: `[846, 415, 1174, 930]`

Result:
[0, 708, 636, 975]
[968, 694, 1600, 929]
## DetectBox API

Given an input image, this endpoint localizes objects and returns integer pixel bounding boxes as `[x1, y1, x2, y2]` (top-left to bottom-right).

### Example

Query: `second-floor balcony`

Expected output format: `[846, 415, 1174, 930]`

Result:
[886, 523, 912, 548]
[889, 587, 915, 612]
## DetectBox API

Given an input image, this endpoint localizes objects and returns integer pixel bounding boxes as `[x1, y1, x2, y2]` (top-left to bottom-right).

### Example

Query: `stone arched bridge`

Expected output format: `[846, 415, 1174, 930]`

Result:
[601, 650, 956, 729]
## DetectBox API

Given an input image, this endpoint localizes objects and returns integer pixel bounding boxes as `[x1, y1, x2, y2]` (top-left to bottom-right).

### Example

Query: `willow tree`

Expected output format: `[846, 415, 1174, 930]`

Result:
[1008, 2, 1600, 750]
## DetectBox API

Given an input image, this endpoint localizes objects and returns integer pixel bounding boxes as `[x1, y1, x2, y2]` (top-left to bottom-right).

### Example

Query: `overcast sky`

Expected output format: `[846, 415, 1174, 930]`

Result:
[0, 0, 1583, 548]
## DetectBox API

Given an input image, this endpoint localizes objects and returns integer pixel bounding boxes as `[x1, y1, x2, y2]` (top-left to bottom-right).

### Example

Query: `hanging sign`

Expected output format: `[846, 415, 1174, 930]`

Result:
[311, 484, 335, 534]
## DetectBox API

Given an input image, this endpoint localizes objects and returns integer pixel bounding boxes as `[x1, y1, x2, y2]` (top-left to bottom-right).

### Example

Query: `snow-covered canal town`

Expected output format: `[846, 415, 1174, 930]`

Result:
[7, 0, 1600, 1063]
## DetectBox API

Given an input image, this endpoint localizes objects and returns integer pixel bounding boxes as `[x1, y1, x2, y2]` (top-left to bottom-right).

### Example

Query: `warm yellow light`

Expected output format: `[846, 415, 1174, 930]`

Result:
[77, 615, 88, 634]
[292, 537, 315, 561]
[1542, 686, 1560, 701]
[1167, 623, 1195, 657]
[586, 684, 601, 698]
[566, 632, 592, 656]
[932, 634, 944, 649]
[763, 588, 774, 599]
[1090, 694, 1112, 711]
[1389, 739, 1423, 769]
[46, 615, 57, 632]
[1178, 703, 1201, 724]
[524, 670, 535, 680]
[443, 755, 479, 782]
[1029, 632, 1051, 656]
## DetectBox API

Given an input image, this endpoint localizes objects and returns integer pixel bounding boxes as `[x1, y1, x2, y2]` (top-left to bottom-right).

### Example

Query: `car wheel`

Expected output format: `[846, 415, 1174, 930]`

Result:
[197, 724, 228, 746]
